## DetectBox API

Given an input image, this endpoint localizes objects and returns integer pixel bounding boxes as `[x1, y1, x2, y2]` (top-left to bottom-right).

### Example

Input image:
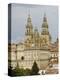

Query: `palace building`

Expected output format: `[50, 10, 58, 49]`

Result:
[8, 13, 58, 74]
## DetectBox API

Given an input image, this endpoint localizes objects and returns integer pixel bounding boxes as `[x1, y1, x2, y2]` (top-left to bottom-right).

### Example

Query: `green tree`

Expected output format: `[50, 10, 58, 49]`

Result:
[31, 61, 39, 75]
[13, 67, 25, 76]
[11, 67, 31, 76]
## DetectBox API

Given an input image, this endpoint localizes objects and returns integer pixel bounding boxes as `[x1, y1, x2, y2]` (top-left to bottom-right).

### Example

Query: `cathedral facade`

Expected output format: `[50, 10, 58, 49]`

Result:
[8, 13, 58, 74]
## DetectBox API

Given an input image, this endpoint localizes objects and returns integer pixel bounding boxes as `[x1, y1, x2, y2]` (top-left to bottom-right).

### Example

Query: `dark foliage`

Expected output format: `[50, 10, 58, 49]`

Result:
[8, 61, 39, 76]
[31, 61, 39, 75]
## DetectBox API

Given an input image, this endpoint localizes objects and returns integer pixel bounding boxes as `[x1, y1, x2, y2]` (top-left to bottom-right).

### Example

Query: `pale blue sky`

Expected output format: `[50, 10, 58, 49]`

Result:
[10, 4, 58, 43]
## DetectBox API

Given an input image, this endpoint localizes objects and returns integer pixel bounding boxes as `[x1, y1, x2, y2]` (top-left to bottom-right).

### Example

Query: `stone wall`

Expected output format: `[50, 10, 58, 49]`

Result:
[9, 48, 52, 70]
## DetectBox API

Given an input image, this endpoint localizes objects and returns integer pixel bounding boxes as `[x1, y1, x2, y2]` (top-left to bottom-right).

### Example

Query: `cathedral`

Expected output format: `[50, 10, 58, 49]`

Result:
[8, 13, 58, 74]
[25, 13, 51, 49]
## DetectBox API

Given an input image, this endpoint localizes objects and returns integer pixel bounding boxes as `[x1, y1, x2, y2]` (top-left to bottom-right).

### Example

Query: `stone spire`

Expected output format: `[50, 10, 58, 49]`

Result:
[43, 13, 47, 22]
[25, 10, 33, 48]
[26, 9, 32, 25]
[41, 13, 49, 35]
[25, 10, 33, 36]
[41, 13, 51, 46]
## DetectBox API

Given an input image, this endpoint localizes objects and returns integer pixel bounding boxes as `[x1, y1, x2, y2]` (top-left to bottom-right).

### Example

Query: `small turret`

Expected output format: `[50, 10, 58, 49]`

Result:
[34, 27, 39, 47]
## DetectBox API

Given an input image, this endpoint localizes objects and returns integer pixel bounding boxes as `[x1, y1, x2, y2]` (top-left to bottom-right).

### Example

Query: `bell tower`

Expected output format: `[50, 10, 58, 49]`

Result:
[25, 13, 33, 38]
[25, 12, 33, 48]
[41, 13, 49, 35]
[41, 13, 51, 46]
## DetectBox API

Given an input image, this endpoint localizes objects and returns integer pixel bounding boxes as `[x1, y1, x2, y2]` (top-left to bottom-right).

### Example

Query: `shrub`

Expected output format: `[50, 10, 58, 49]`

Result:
[31, 61, 39, 75]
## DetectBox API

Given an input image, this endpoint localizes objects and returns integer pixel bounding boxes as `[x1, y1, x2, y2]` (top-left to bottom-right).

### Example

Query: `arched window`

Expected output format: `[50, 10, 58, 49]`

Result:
[21, 56, 24, 61]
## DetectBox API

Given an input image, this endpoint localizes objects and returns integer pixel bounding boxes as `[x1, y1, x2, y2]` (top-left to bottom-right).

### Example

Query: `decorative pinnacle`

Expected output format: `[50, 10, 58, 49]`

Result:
[27, 9, 32, 23]
[43, 13, 47, 22]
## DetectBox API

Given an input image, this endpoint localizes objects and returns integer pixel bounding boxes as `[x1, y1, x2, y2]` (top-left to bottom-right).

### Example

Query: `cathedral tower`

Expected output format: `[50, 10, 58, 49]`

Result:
[25, 13, 33, 48]
[25, 13, 33, 38]
[41, 13, 51, 46]
[41, 13, 49, 35]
